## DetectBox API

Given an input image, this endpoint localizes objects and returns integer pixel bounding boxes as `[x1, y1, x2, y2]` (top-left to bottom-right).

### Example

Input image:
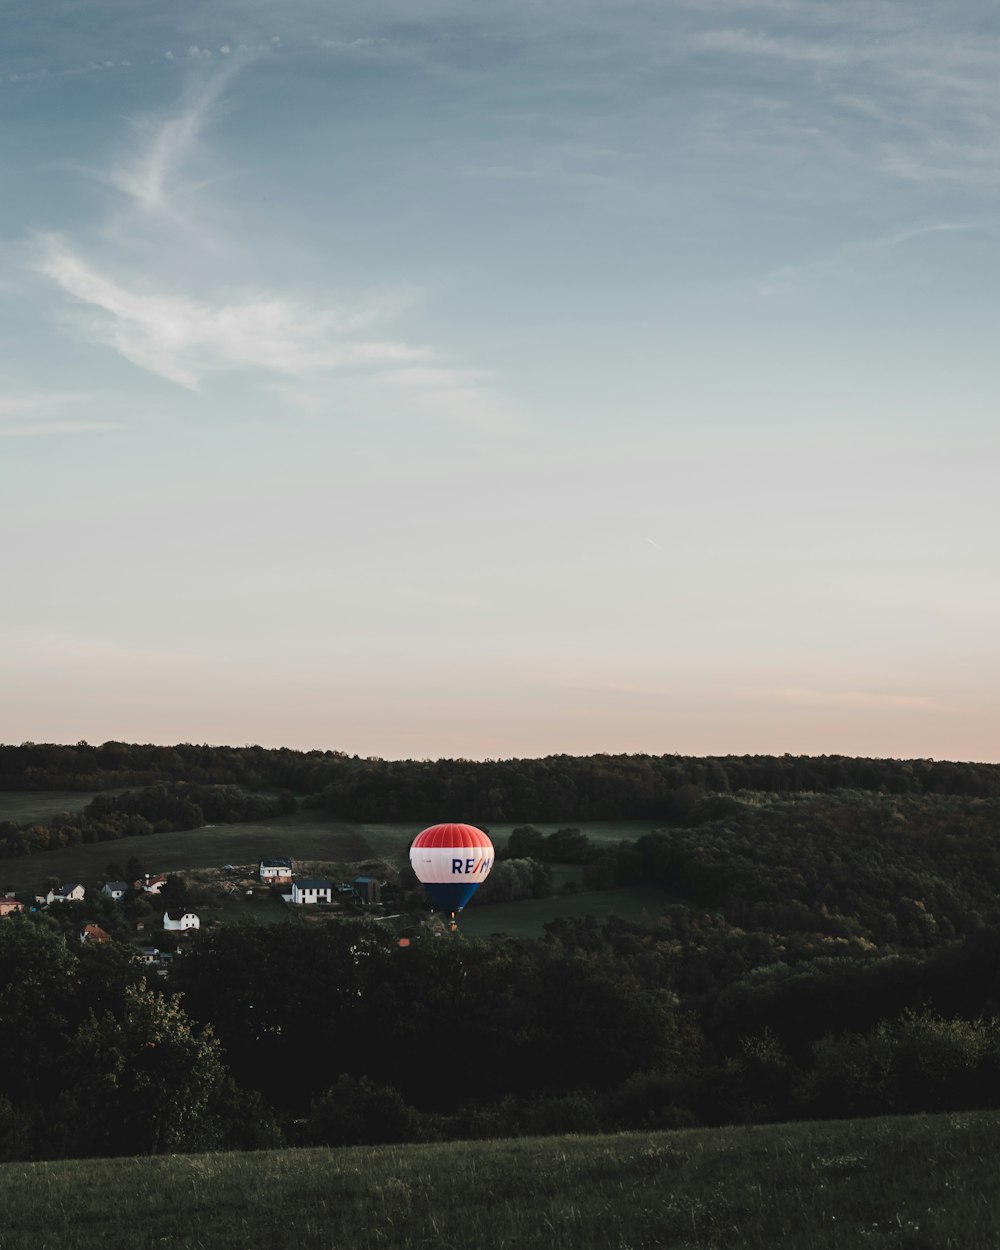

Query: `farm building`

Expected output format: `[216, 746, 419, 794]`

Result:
[354, 876, 382, 904]
[260, 857, 293, 883]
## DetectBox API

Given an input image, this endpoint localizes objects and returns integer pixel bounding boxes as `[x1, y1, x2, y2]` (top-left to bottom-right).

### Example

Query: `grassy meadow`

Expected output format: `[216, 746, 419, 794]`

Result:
[0, 796, 656, 888]
[0, 808, 371, 893]
[1, 1110, 998, 1249]
[353, 819, 660, 858]
[0, 791, 113, 822]
[459, 885, 678, 937]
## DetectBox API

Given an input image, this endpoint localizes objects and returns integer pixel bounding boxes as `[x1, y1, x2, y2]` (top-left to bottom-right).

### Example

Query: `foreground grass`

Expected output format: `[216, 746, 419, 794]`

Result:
[1, 1111, 998, 1249]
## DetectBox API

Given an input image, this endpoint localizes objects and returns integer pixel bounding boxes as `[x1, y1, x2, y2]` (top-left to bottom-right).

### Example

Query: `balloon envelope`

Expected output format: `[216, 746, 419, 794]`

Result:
[409, 823, 494, 913]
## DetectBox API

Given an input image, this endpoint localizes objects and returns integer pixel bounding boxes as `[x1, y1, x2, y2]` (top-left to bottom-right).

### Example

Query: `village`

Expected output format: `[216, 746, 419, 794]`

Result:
[0, 854, 401, 968]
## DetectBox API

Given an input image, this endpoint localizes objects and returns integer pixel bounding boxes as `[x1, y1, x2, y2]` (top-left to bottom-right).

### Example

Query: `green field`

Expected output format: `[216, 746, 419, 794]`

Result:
[351, 819, 658, 856]
[459, 886, 678, 937]
[0, 809, 373, 892]
[0, 1110, 997, 1249]
[0, 791, 110, 822]
[0, 806, 655, 891]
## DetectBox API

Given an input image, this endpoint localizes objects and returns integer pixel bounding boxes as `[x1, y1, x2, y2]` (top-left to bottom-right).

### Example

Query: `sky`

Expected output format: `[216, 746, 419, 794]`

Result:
[1, 0, 998, 762]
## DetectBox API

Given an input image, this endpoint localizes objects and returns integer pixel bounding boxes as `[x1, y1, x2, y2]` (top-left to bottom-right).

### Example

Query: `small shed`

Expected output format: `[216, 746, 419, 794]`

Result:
[354, 876, 382, 905]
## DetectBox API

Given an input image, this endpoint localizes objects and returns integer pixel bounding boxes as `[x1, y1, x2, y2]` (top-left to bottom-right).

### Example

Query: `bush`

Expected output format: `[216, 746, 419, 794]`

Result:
[604, 1072, 699, 1131]
[800, 1009, 1000, 1118]
[301, 1076, 422, 1146]
[517, 1090, 601, 1136]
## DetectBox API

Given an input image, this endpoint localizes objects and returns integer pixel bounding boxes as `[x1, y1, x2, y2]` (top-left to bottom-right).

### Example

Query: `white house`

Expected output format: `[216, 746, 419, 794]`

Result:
[137, 874, 167, 895]
[259, 857, 293, 883]
[291, 878, 333, 905]
[46, 883, 85, 904]
[163, 909, 200, 931]
[102, 881, 128, 901]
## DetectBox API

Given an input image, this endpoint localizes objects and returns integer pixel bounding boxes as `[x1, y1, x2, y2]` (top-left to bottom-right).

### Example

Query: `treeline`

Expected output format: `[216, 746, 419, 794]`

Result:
[4, 742, 1000, 817]
[0, 784, 296, 859]
[8, 909, 1000, 1163]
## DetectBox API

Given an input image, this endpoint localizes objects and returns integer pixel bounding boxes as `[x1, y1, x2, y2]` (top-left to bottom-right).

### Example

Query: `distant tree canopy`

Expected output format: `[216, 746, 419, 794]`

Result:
[502, 827, 596, 864]
[3, 742, 1000, 818]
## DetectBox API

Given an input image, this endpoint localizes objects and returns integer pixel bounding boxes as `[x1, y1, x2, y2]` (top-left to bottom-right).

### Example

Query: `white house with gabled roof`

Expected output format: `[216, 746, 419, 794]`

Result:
[290, 878, 333, 905]
[46, 883, 85, 904]
[260, 857, 293, 883]
[163, 909, 200, 931]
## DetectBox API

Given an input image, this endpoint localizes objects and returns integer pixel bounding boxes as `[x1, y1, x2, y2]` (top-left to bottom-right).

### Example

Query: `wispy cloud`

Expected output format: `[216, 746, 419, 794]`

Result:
[104, 63, 242, 220]
[35, 233, 426, 389]
[30, 60, 514, 419]
[754, 220, 978, 297]
[643, 2, 1000, 203]
[690, 28, 854, 66]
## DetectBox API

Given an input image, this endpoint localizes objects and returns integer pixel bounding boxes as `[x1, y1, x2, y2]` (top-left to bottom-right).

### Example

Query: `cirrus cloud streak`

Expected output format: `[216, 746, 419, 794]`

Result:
[34, 233, 427, 390]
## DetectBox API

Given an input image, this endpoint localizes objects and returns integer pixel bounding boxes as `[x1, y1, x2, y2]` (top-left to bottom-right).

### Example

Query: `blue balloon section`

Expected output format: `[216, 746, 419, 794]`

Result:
[422, 880, 483, 912]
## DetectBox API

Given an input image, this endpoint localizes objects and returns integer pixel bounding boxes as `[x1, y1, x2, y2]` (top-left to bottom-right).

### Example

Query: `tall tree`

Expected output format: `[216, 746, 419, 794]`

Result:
[60, 986, 226, 1157]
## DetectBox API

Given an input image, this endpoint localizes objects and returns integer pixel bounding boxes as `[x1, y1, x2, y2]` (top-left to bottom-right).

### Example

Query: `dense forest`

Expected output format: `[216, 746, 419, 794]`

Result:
[3, 743, 1000, 1162]
[3, 740, 1000, 814]
[6, 895, 1000, 1161]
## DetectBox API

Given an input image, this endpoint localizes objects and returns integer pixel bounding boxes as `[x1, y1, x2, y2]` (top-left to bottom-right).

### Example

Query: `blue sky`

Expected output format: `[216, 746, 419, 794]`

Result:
[2, 0, 998, 760]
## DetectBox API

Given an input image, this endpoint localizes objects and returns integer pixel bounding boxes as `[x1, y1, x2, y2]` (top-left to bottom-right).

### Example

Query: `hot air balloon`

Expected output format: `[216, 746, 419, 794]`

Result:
[409, 823, 493, 929]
